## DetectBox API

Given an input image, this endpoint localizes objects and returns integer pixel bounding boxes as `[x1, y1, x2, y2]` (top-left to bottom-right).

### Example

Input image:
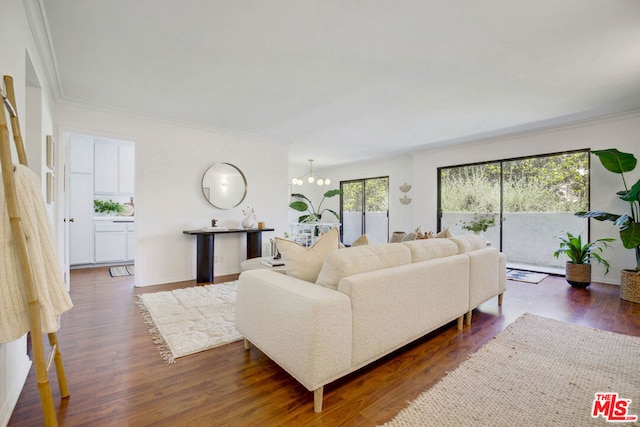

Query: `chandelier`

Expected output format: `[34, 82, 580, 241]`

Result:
[291, 159, 331, 186]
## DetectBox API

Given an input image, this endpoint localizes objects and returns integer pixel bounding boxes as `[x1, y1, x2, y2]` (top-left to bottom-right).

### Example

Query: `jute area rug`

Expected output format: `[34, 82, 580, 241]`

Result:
[136, 281, 241, 363]
[381, 313, 640, 427]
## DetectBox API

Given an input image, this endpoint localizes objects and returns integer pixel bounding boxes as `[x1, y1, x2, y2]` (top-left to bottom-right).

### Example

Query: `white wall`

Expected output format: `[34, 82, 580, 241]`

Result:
[56, 103, 290, 287]
[411, 112, 640, 285]
[0, 1, 57, 424]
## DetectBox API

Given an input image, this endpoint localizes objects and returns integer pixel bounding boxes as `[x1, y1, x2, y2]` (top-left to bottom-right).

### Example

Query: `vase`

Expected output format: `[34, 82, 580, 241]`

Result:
[242, 216, 255, 229]
[565, 262, 591, 288]
[620, 270, 640, 303]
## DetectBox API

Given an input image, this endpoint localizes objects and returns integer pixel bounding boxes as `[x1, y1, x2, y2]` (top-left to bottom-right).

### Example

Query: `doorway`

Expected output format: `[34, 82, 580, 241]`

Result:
[66, 134, 135, 272]
[340, 176, 389, 245]
[438, 150, 590, 272]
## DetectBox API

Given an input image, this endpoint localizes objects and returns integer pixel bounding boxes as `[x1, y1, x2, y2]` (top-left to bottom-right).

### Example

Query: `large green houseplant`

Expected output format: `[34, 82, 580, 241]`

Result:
[553, 232, 614, 288]
[289, 189, 342, 223]
[575, 149, 640, 301]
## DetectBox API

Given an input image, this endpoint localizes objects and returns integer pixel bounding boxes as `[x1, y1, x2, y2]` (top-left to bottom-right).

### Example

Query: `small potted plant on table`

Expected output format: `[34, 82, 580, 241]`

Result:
[554, 232, 614, 288]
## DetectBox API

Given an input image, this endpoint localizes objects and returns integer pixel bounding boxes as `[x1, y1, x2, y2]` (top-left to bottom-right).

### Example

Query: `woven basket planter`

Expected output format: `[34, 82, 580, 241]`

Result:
[565, 262, 591, 288]
[620, 270, 640, 303]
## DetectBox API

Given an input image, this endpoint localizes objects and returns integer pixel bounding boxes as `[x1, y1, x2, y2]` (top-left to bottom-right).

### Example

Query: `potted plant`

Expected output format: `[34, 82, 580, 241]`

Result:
[289, 189, 342, 224]
[553, 232, 614, 288]
[93, 199, 124, 215]
[575, 149, 640, 302]
[458, 213, 496, 234]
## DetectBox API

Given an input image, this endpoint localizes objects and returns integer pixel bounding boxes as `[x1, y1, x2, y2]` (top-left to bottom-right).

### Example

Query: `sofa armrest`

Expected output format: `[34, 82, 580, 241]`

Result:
[236, 270, 353, 391]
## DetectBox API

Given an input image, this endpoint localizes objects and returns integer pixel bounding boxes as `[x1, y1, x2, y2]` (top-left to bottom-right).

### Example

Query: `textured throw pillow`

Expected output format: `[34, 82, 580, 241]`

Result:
[351, 234, 369, 246]
[435, 227, 452, 238]
[275, 227, 340, 282]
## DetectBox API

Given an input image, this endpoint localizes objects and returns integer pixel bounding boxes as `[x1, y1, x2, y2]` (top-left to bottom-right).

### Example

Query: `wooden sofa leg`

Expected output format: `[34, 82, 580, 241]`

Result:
[456, 315, 463, 331]
[498, 293, 504, 306]
[243, 338, 250, 350]
[314, 387, 324, 413]
[465, 310, 472, 326]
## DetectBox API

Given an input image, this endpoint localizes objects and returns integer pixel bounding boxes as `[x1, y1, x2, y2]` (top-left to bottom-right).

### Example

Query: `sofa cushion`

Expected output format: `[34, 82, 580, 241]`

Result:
[449, 234, 487, 253]
[316, 243, 411, 290]
[401, 238, 459, 263]
[276, 227, 340, 282]
[435, 227, 452, 238]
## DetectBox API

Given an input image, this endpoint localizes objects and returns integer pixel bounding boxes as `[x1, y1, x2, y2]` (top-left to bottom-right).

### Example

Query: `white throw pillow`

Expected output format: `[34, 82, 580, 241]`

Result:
[351, 234, 369, 246]
[275, 227, 340, 282]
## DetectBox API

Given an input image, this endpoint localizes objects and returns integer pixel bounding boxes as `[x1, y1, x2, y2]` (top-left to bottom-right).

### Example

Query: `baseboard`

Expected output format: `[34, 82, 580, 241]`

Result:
[0, 357, 31, 426]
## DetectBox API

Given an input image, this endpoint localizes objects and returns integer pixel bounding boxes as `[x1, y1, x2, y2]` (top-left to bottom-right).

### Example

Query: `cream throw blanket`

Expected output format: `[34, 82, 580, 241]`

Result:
[1, 164, 73, 343]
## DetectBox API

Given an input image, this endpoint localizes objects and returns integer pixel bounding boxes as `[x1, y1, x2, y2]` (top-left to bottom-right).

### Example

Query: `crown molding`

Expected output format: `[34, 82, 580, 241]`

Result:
[22, 0, 62, 99]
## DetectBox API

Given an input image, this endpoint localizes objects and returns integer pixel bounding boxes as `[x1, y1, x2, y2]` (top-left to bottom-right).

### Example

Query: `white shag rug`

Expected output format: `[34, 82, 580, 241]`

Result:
[136, 281, 242, 363]
[381, 313, 640, 427]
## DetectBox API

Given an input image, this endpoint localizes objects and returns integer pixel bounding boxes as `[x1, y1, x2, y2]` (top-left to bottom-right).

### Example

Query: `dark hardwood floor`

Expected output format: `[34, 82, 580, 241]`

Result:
[8, 268, 640, 426]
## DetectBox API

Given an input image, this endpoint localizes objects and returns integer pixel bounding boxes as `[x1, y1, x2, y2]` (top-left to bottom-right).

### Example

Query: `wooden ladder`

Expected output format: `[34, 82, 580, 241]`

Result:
[1, 75, 69, 426]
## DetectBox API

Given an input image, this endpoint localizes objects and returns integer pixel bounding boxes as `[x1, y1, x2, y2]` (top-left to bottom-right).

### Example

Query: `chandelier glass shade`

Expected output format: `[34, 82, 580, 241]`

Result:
[291, 159, 331, 186]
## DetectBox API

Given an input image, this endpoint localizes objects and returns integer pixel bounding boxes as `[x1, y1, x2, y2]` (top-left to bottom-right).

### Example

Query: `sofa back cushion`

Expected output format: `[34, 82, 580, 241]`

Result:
[401, 238, 459, 263]
[316, 243, 411, 290]
[449, 235, 487, 253]
[276, 227, 341, 282]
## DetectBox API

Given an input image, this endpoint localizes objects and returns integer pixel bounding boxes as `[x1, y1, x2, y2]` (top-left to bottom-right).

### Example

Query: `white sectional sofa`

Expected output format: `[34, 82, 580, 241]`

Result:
[235, 234, 506, 412]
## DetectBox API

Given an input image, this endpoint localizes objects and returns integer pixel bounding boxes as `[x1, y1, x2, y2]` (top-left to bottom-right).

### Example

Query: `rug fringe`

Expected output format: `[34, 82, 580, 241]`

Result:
[135, 297, 175, 363]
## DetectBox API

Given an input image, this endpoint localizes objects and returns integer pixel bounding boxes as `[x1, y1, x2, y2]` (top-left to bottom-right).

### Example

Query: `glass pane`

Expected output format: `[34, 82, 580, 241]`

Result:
[365, 177, 389, 244]
[502, 152, 589, 270]
[341, 181, 363, 245]
[440, 163, 501, 245]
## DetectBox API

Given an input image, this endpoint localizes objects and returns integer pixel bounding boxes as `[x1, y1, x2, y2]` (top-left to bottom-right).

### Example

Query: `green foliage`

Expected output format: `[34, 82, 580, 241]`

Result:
[575, 149, 640, 271]
[553, 232, 614, 274]
[458, 213, 496, 233]
[341, 177, 388, 212]
[440, 152, 590, 213]
[93, 199, 124, 214]
[290, 189, 342, 223]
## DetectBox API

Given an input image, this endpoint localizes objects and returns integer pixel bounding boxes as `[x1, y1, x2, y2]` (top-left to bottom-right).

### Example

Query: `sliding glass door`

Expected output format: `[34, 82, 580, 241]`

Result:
[438, 150, 589, 271]
[341, 177, 389, 245]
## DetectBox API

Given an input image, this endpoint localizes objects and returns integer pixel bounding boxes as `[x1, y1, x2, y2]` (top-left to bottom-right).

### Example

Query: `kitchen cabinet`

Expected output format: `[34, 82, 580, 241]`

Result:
[94, 219, 135, 263]
[94, 139, 134, 195]
[69, 174, 94, 264]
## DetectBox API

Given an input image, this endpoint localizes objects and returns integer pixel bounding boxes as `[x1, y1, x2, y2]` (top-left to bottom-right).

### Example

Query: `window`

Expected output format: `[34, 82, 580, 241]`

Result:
[341, 177, 389, 245]
[438, 150, 589, 271]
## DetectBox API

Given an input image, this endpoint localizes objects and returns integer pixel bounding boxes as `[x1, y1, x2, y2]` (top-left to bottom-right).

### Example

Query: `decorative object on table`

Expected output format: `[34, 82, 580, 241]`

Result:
[136, 281, 242, 363]
[399, 182, 411, 193]
[211, 218, 218, 227]
[289, 189, 342, 224]
[201, 162, 247, 209]
[390, 231, 406, 242]
[553, 232, 614, 288]
[93, 199, 124, 215]
[291, 159, 331, 186]
[383, 313, 640, 427]
[575, 149, 640, 302]
[457, 213, 496, 234]
[399, 195, 411, 205]
[258, 221, 265, 230]
[242, 206, 256, 228]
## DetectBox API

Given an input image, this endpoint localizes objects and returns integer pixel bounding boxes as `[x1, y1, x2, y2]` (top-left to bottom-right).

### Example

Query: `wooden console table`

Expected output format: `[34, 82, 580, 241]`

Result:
[183, 228, 274, 283]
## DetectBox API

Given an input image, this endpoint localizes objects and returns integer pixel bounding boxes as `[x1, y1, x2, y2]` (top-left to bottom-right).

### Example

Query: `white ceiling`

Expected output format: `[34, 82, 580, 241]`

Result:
[40, 1, 640, 167]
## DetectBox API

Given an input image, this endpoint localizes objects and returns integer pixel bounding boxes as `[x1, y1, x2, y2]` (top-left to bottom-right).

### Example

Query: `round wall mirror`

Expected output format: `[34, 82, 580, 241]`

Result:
[201, 163, 247, 209]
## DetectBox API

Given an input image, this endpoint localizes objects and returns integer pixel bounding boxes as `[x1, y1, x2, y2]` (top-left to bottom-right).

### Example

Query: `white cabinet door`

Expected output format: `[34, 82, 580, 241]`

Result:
[126, 223, 135, 261]
[69, 135, 94, 174]
[95, 223, 127, 262]
[118, 143, 135, 194]
[94, 140, 118, 194]
[69, 173, 94, 265]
